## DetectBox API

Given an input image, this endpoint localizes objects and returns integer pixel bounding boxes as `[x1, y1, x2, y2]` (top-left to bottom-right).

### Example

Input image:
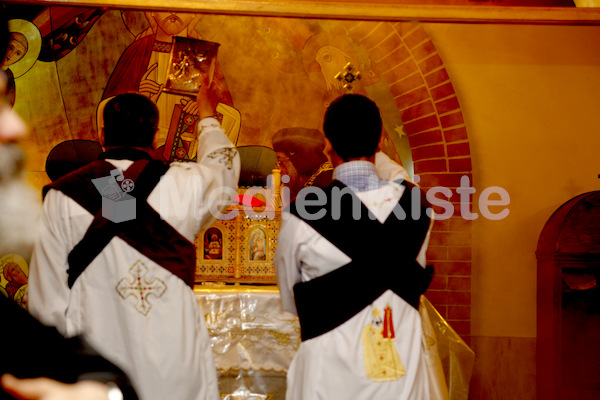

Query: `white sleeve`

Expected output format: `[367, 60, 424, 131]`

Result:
[194, 118, 241, 229]
[28, 190, 72, 336]
[274, 212, 351, 314]
[274, 213, 304, 315]
[375, 151, 433, 267]
[152, 117, 241, 238]
[374, 151, 410, 182]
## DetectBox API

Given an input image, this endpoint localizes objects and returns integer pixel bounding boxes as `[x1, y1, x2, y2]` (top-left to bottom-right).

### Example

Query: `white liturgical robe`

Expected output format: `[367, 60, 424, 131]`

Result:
[275, 152, 433, 400]
[28, 118, 240, 400]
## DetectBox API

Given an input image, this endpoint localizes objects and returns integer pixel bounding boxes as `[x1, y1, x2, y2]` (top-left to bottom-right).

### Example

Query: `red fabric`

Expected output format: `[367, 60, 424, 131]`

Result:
[234, 194, 265, 208]
[102, 35, 155, 100]
[383, 305, 395, 339]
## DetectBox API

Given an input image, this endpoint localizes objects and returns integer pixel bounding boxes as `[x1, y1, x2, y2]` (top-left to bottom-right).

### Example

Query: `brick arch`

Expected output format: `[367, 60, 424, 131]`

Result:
[342, 21, 473, 338]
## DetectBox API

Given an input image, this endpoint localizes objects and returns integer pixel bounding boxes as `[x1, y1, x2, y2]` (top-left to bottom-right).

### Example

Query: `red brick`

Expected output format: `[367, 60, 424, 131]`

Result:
[448, 276, 471, 291]
[461, 335, 472, 347]
[457, 201, 479, 219]
[437, 190, 462, 203]
[425, 68, 450, 88]
[375, 34, 405, 60]
[443, 127, 468, 142]
[447, 320, 471, 336]
[412, 40, 437, 62]
[448, 246, 471, 261]
[412, 143, 445, 160]
[434, 261, 471, 275]
[431, 218, 449, 232]
[402, 25, 429, 48]
[448, 157, 472, 172]
[436, 96, 460, 115]
[420, 173, 471, 188]
[407, 129, 443, 149]
[425, 290, 471, 305]
[377, 44, 410, 68]
[429, 275, 448, 290]
[349, 21, 377, 41]
[449, 217, 472, 231]
[360, 23, 395, 50]
[400, 100, 435, 123]
[430, 203, 456, 218]
[447, 305, 471, 320]
[403, 114, 439, 135]
[426, 246, 448, 261]
[434, 304, 448, 319]
[440, 112, 464, 129]
[450, 195, 470, 209]
[395, 86, 430, 110]
[430, 232, 449, 246]
[448, 291, 471, 305]
[384, 59, 419, 86]
[425, 187, 455, 208]
[389, 73, 424, 97]
[414, 159, 447, 174]
[433, 231, 471, 246]
[447, 142, 470, 157]
[394, 22, 420, 38]
[418, 54, 443, 75]
[431, 82, 455, 101]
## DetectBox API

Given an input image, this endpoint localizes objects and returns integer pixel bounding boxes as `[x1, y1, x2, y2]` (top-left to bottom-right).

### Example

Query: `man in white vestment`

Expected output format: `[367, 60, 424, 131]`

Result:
[28, 89, 240, 400]
[275, 94, 433, 400]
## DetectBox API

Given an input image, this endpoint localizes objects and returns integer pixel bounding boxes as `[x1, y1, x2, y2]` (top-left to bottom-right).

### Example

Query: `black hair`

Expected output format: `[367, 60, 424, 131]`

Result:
[1, 12, 9, 60]
[322, 94, 381, 160]
[103, 93, 158, 148]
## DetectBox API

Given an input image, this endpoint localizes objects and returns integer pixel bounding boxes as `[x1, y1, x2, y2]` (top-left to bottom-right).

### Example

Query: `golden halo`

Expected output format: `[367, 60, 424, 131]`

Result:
[7, 19, 42, 79]
[0, 253, 29, 287]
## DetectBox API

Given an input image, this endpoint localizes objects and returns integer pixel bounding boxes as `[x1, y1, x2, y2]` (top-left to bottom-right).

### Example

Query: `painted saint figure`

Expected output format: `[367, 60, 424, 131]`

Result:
[250, 228, 266, 261]
[1, 19, 41, 108]
[203, 228, 222, 260]
[101, 11, 240, 160]
[0, 32, 26, 106]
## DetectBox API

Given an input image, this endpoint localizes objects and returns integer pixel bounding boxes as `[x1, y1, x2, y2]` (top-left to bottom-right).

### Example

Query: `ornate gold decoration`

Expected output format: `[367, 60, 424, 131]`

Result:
[334, 62, 363, 92]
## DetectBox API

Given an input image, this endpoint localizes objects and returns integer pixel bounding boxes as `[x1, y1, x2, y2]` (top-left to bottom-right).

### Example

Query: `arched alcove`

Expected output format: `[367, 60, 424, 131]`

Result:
[344, 20, 473, 336]
[536, 191, 600, 400]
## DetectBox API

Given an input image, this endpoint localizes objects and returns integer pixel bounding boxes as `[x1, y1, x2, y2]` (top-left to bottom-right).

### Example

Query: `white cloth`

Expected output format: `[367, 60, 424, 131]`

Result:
[28, 118, 240, 400]
[275, 153, 432, 400]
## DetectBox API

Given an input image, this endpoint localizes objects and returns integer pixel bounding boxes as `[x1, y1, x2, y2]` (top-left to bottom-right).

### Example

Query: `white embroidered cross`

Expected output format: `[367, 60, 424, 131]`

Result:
[116, 261, 167, 316]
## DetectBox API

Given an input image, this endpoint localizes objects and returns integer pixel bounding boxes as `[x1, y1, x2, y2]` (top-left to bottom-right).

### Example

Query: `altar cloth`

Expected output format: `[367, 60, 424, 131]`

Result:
[195, 287, 474, 400]
[196, 286, 300, 372]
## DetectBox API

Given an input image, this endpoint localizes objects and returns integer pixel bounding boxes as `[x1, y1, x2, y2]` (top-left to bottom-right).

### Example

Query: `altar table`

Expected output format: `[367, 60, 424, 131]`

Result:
[195, 286, 475, 400]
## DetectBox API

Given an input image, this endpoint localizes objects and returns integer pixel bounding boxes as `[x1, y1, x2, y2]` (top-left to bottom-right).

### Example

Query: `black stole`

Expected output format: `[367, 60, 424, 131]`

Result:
[289, 180, 433, 341]
[44, 148, 197, 289]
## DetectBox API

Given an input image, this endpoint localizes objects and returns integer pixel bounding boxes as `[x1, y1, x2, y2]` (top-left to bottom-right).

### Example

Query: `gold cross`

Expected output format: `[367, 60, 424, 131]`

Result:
[334, 62, 363, 92]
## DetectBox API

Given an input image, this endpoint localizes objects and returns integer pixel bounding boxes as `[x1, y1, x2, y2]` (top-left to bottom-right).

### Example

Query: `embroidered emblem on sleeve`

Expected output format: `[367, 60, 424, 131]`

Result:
[362, 305, 406, 381]
[207, 147, 237, 170]
[116, 260, 167, 316]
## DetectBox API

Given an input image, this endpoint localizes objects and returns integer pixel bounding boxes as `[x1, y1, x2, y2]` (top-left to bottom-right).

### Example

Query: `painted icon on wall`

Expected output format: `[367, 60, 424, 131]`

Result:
[203, 227, 223, 260]
[0, 254, 29, 309]
[100, 11, 240, 164]
[249, 228, 267, 261]
[2, 19, 41, 107]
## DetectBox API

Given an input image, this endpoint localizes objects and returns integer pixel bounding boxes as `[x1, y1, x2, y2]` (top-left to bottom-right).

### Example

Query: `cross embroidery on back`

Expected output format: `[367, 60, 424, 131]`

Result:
[116, 260, 167, 316]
